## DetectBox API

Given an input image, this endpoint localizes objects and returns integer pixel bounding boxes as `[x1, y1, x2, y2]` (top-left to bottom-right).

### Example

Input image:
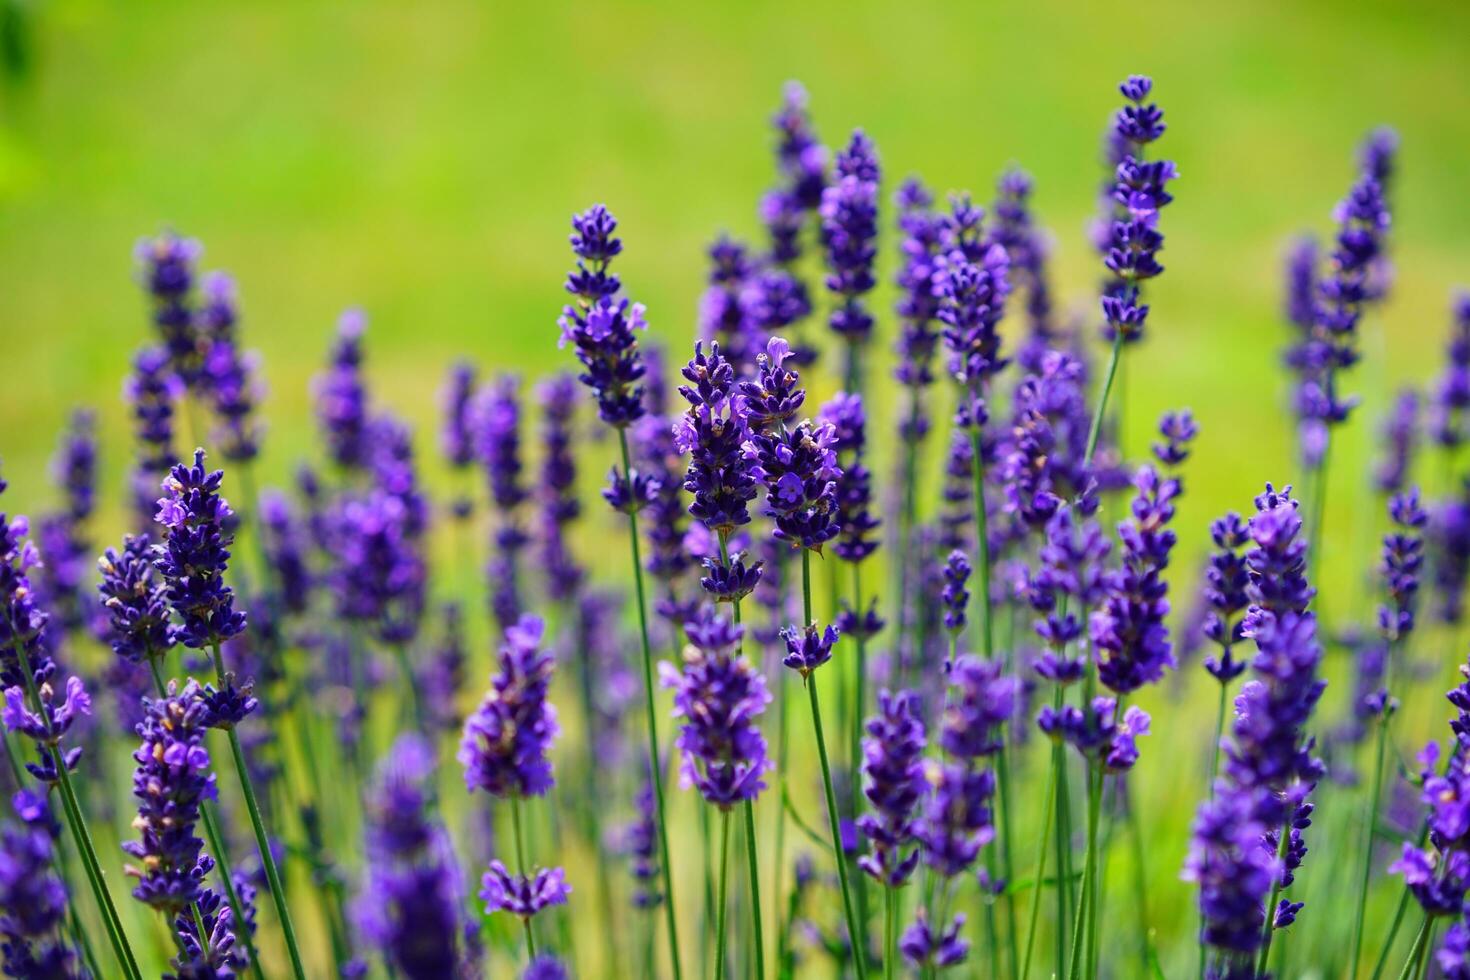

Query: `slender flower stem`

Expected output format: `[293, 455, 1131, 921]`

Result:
[211, 640, 308, 980]
[715, 807, 733, 980]
[11, 638, 142, 980]
[1020, 737, 1058, 980]
[1255, 815, 1295, 977]
[1351, 708, 1394, 977]
[1083, 332, 1125, 469]
[968, 422, 1016, 979]
[145, 657, 266, 980]
[617, 428, 684, 980]
[1066, 763, 1102, 980]
[802, 549, 868, 980]
[511, 796, 538, 960]
[1396, 914, 1432, 980]
[849, 559, 873, 958]
[883, 883, 898, 980]
[1307, 432, 1333, 591]
[1123, 780, 1151, 970]
[567, 595, 618, 977]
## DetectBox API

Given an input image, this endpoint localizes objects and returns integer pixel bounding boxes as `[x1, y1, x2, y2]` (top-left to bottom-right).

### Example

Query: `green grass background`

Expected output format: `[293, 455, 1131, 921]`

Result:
[2, 0, 1470, 975]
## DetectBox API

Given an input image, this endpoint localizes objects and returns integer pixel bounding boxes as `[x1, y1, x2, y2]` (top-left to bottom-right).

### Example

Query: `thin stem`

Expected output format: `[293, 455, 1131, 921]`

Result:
[510, 796, 538, 960]
[211, 641, 308, 980]
[883, 883, 898, 980]
[11, 638, 142, 980]
[1307, 431, 1333, 593]
[804, 547, 867, 980]
[1351, 710, 1394, 977]
[1396, 914, 1432, 980]
[1020, 737, 1059, 980]
[743, 799, 766, 980]
[1083, 332, 1125, 469]
[715, 807, 733, 980]
[1066, 763, 1102, 980]
[1255, 815, 1295, 977]
[148, 654, 270, 980]
[617, 428, 684, 980]
[1123, 779, 1151, 971]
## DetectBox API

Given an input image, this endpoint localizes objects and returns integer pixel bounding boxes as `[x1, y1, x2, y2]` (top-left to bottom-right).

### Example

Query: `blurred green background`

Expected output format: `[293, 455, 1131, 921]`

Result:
[2, 0, 1469, 974]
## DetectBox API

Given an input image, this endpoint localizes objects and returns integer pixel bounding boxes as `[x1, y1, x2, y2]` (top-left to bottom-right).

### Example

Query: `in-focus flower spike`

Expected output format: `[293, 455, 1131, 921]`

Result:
[98, 533, 176, 664]
[314, 309, 371, 471]
[153, 449, 246, 649]
[821, 129, 880, 382]
[856, 689, 927, 886]
[441, 360, 479, 519]
[819, 392, 880, 563]
[740, 336, 806, 433]
[1245, 483, 1314, 617]
[1100, 75, 1178, 345]
[167, 867, 246, 980]
[1373, 389, 1420, 495]
[780, 623, 839, 678]
[459, 614, 559, 799]
[560, 205, 648, 428]
[935, 225, 1011, 390]
[1379, 487, 1427, 646]
[357, 734, 476, 979]
[122, 679, 216, 914]
[660, 606, 772, 807]
[536, 373, 584, 604]
[1091, 466, 1181, 695]
[742, 367, 842, 551]
[0, 793, 87, 979]
[136, 231, 203, 384]
[675, 341, 760, 536]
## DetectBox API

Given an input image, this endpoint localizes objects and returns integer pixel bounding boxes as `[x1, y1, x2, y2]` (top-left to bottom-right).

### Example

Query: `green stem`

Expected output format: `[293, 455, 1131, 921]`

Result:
[511, 796, 538, 960]
[1351, 710, 1393, 978]
[715, 807, 733, 980]
[12, 637, 142, 980]
[617, 428, 684, 980]
[212, 641, 308, 980]
[1020, 737, 1059, 980]
[1396, 915, 1432, 980]
[883, 884, 898, 980]
[743, 799, 766, 979]
[1307, 431, 1333, 594]
[1123, 780, 1151, 970]
[1066, 763, 1102, 980]
[1083, 332, 1125, 469]
[803, 551, 867, 980]
[1255, 815, 1295, 977]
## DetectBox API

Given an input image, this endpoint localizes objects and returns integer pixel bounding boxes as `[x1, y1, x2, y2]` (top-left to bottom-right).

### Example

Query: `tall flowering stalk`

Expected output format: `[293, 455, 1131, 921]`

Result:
[821, 130, 881, 392]
[661, 607, 772, 980]
[441, 360, 479, 527]
[742, 334, 867, 978]
[557, 203, 681, 978]
[858, 690, 926, 980]
[459, 614, 569, 962]
[1091, 75, 1177, 464]
[153, 449, 307, 980]
[475, 374, 530, 632]
[0, 792, 88, 978]
[675, 339, 768, 974]
[126, 345, 182, 532]
[2, 471, 141, 980]
[1348, 488, 1427, 976]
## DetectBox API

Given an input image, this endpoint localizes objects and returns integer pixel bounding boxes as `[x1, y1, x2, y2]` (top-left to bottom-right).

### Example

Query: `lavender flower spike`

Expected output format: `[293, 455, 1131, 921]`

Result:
[560, 204, 648, 428]
[154, 449, 247, 649]
[314, 309, 370, 471]
[0, 794, 87, 979]
[459, 614, 560, 799]
[857, 689, 926, 886]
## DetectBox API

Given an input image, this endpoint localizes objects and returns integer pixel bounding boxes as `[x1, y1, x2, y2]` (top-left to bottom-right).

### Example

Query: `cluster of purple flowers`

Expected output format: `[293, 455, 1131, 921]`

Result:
[559, 205, 648, 428]
[0, 793, 85, 979]
[459, 614, 559, 799]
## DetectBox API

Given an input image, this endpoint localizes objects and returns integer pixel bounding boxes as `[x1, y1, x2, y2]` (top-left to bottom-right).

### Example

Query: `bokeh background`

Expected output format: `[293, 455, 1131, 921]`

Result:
[2, 0, 1470, 975]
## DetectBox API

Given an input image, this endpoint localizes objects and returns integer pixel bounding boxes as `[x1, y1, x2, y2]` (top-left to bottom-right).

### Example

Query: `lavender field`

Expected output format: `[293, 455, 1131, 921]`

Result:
[4, 4, 1470, 979]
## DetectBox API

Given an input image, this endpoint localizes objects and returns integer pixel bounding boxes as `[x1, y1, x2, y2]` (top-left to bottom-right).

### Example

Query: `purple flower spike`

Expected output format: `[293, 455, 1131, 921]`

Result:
[676, 341, 760, 535]
[1431, 293, 1470, 449]
[135, 231, 203, 384]
[935, 223, 1011, 389]
[0, 794, 86, 978]
[941, 655, 1016, 760]
[820, 392, 880, 563]
[1379, 487, 1427, 645]
[1373, 389, 1420, 495]
[780, 623, 840, 678]
[1202, 513, 1251, 682]
[1092, 466, 1180, 695]
[916, 759, 995, 878]
[698, 236, 759, 368]
[153, 449, 246, 648]
[821, 130, 881, 351]
[740, 337, 806, 432]
[900, 908, 969, 970]
[742, 367, 843, 552]
[941, 551, 971, 635]
[442, 360, 479, 518]
[560, 205, 648, 428]
[660, 607, 772, 808]
[1153, 409, 1199, 467]
[122, 679, 216, 914]
[857, 690, 927, 886]
[460, 615, 559, 799]
[480, 862, 570, 920]
[893, 178, 944, 443]
[314, 309, 370, 471]
[98, 534, 176, 664]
